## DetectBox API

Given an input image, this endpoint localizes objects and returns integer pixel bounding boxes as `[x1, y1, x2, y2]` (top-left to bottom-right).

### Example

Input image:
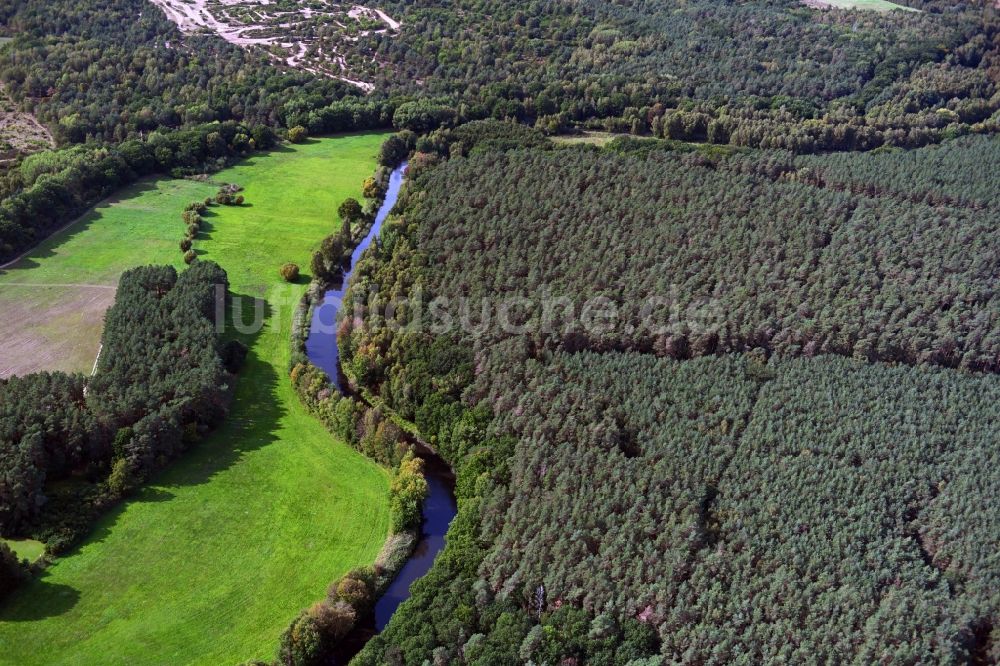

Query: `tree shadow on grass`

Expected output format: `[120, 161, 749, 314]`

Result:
[194, 209, 217, 247]
[149, 292, 286, 488]
[0, 573, 80, 621]
[57, 293, 285, 553]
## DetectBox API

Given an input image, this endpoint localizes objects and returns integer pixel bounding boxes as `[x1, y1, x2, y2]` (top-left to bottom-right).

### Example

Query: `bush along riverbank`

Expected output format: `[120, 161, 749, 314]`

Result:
[288, 134, 415, 372]
[273, 136, 431, 666]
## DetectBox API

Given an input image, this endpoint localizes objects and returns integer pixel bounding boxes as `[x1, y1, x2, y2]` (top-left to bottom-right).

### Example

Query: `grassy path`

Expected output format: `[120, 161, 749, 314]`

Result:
[0, 134, 392, 664]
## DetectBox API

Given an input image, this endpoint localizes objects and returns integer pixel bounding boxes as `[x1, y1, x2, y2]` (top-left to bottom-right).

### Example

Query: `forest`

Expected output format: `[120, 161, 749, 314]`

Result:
[793, 134, 1000, 208]
[355, 350, 1000, 664]
[0, 0, 368, 145]
[0, 0, 998, 260]
[338, 129, 1000, 664]
[353, 0, 1000, 150]
[341, 133, 1000, 382]
[0, 261, 236, 555]
[1, 0, 999, 150]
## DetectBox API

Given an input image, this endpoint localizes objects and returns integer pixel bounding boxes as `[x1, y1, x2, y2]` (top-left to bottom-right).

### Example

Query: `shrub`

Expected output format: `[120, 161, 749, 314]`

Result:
[179, 238, 192, 252]
[331, 576, 371, 609]
[309, 600, 356, 640]
[106, 457, 135, 497]
[338, 198, 363, 222]
[277, 610, 324, 666]
[288, 126, 308, 144]
[389, 452, 429, 532]
[215, 185, 241, 206]
[280, 263, 300, 282]
[183, 250, 197, 264]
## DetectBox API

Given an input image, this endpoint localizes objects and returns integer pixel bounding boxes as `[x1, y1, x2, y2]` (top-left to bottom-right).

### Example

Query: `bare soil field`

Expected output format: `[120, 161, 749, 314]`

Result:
[0, 178, 200, 378]
[0, 284, 114, 378]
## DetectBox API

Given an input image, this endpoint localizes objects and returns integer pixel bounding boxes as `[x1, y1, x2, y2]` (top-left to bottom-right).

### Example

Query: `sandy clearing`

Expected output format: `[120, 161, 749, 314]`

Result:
[800, 0, 919, 11]
[373, 8, 400, 30]
[146, 0, 399, 91]
[0, 83, 54, 164]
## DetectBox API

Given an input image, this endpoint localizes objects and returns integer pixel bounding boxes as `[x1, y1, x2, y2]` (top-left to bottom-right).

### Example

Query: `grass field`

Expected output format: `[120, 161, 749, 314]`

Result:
[0, 134, 393, 665]
[2, 539, 44, 563]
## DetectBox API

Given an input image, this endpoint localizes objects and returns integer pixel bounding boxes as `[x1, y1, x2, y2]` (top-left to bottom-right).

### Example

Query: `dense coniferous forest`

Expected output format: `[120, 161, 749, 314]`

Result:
[0, 261, 234, 552]
[793, 134, 1000, 208]
[341, 135, 1000, 378]
[340, 129, 1000, 664]
[355, 350, 1000, 664]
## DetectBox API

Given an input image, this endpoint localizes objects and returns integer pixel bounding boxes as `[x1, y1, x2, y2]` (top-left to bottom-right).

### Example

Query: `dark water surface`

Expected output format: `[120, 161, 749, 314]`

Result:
[304, 161, 458, 635]
[305, 163, 407, 389]
[374, 452, 457, 629]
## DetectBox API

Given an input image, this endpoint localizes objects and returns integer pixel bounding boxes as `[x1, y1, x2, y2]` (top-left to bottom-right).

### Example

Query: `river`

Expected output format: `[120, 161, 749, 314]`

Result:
[304, 161, 458, 637]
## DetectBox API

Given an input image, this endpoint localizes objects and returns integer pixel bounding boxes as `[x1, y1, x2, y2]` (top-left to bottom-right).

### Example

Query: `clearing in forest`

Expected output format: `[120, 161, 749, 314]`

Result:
[0, 134, 393, 665]
[0, 83, 54, 166]
[800, 0, 919, 11]
[2, 539, 44, 563]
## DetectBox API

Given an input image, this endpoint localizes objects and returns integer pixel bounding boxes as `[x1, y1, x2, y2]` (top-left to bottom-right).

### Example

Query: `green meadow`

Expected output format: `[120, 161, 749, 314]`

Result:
[0, 133, 393, 664]
[2, 539, 44, 563]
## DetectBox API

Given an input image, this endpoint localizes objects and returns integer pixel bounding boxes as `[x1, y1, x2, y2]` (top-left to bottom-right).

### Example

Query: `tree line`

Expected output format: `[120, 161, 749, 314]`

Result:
[0, 121, 275, 263]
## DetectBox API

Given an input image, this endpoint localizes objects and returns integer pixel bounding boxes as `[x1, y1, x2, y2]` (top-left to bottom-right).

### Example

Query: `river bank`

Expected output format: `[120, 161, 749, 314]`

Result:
[294, 159, 458, 661]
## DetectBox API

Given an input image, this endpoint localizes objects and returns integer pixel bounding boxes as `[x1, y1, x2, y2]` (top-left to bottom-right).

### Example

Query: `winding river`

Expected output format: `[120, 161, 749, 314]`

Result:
[304, 162, 458, 635]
